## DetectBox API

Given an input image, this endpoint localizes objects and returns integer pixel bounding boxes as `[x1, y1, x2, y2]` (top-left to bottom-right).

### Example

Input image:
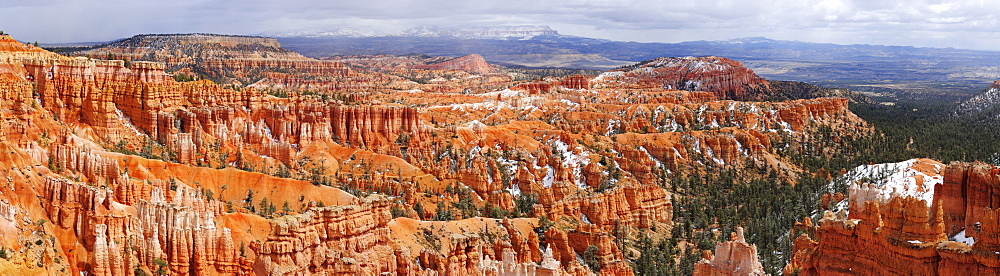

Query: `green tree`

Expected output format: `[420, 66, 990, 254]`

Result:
[390, 205, 407, 218]
[152, 258, 168, 276]
[514, 193, 538, 217]
[258, 197, 269, 216]
[433, 202, 453, 221]
[413, 202, 425, 220]
[583, 245, 602, 272]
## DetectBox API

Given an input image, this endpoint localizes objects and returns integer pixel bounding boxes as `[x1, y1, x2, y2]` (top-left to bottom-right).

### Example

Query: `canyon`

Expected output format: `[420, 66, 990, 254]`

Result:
[3, 31, 986, 276]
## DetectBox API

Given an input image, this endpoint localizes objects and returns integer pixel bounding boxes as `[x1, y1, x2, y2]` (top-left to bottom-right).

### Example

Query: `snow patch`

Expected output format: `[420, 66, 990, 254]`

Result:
[844, 159, 943, 207]
[951, 230, 976, 246]
[704, 144, 725, 165]
[559, 99, 580, 108]
[115, 108, 147, 137]
[638, 146, 663, 168]
[478, 89, 523, 98]
[542, 166, 555, 188]
[552, 140, 591, 189]
[507, 182, 522, 196]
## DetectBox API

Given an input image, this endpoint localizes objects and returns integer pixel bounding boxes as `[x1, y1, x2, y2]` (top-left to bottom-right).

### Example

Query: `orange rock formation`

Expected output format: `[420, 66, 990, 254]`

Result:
[785, 161, 1000, 275]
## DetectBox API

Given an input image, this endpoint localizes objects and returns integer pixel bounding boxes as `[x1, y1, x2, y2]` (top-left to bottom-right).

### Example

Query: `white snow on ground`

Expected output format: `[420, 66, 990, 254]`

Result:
[734, 138, 748, 156]
[448, 101, 496, 111]
[507, 182, 522, 196]
[542, 165, 554, 188]
[777, 120, 794, 133]
[465, 120, 488, 129]
[552, 140, 591, 189]
[605, 119, 619, 136]
[684, 80, 702, 90]
[638, 146, 663, 168]
[844, 159, 944, 207]
[559, 99, 580, 108]
[661, 119, 683, 132]
[704, 144, 725, 165]
[951, 230, 976, 246]
[575, 252, 588, 266]
[477, 89, 543, 105]
[498, 156, 519, 195]
[592, 71, 624, 81]
[438, 90, 543, 112]
[497, 156, 517, 170]
[908, 240, 922, 244]
[115, 108, 146, 137]
[833, 199, 849, 212]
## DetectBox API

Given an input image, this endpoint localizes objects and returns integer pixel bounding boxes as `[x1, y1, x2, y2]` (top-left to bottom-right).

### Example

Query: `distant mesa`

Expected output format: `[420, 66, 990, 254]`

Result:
[413, 54, 494, 74]
[594, 56, 772, 100]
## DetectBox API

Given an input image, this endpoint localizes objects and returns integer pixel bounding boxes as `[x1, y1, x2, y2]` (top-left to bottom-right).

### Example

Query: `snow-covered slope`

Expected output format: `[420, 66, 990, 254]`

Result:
[833, 159, 945, 213]
[955, 80, 1000, 119]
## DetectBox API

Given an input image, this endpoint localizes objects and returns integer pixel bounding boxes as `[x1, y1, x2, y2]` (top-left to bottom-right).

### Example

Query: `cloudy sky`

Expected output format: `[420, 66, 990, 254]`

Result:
[2, 0, 998, 50]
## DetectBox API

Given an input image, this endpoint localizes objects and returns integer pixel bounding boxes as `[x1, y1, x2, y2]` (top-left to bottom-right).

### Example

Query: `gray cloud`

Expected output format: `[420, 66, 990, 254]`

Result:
[1, 0, 998, 50]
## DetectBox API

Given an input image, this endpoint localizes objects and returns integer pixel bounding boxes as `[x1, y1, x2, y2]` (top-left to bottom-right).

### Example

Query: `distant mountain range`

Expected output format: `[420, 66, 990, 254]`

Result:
[263, 25, 563, 40]
[46, 25, 1000, 102]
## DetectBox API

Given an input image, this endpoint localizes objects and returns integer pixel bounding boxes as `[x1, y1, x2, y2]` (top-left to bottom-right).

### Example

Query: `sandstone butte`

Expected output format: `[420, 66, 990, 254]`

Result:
[785, 159, 1000, 275]
[0, 33, 873, 275]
